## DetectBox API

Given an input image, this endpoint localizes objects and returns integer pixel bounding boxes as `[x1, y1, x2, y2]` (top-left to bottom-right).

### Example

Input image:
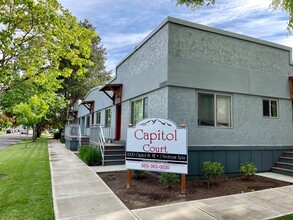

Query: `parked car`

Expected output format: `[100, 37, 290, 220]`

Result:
[20, 127, 28, 134]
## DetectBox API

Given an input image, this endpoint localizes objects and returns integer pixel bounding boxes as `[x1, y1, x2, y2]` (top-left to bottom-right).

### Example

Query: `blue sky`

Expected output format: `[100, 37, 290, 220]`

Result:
[57, 0, 292, 73]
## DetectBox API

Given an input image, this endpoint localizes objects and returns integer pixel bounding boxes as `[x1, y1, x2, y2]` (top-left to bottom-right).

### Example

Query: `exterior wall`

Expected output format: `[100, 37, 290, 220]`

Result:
[114, 24, 169, 100]
[168, 22, 293, 99]
[168, 86, 293, 175]
[72, 17, 293, 175]
[121, 101, 130, 140]
[73, 86, 115, 137]
[76, 87, 113, 118]
[120, 87, 169, 140]
[168, 86, 293, 146]
[187, 146, 293, 176]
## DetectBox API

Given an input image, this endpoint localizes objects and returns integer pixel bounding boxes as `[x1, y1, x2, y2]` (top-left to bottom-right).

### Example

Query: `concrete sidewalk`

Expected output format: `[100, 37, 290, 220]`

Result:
[49, 140, 293, 220]
[48, 139, 136, 220]
[132, 185, 293, 220]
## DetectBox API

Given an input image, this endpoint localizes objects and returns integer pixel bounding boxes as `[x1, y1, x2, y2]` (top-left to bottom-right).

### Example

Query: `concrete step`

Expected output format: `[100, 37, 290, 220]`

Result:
[104, 159, 125, 166]
[104, 145, 125, 151]
[104, 142, 125, 147]
[104, 149, 125, 155]
[272, 167, 293, 177]
[80, 136, 91, 146]
[283, 151, 293, 157]
[104, 154, 125, 160]
[279, 157, 293, 164]
[275, 161, 293, 170]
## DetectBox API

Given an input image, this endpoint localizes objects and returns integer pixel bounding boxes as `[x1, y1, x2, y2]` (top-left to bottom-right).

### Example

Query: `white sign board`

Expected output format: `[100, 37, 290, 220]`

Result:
[126, 118, 188, 174]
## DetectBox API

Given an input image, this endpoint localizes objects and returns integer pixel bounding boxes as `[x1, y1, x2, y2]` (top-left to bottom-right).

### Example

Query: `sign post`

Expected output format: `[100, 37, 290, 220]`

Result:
[126, 118, 188, 193]
[126, 169, 132, 189]
[126, 124, 133, 189]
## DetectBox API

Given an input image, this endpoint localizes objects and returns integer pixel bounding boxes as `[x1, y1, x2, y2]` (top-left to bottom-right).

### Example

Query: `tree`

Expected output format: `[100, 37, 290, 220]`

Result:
[0, 112, 13, 130]
[13, 95, 49, 143]
[0, 0, 103, 139]
[59, 19, 111, 106]
[0, 0, 96, 93]
[176, 0, 293, 32]
[55, 19, 111, 130]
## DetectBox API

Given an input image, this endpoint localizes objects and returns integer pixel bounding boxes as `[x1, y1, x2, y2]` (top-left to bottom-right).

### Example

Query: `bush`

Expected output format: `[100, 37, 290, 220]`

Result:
[239, 162, 257, 179]
[53, 132, 61, 139]
[60, 137, 65, 144]
[159, 172, 180, 189]
[133, 170, 144, 178]
[79, 145, 101, 166]
[202, 161, 224, 188]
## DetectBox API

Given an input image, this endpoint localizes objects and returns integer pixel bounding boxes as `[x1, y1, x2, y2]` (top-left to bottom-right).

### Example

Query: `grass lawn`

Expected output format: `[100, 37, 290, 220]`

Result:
[273, 214, 293, 220]
[0, 137, 54, 219]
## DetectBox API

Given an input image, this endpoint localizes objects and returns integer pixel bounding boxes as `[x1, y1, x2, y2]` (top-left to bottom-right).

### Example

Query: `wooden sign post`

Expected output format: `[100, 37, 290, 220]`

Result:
[181, 174, 186, 195]
[126, 124, 133, 189]
[126, 169, 132, 189]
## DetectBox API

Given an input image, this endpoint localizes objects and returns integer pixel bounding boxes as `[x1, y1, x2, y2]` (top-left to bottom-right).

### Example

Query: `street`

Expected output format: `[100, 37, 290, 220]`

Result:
[0, 133, 27, 150]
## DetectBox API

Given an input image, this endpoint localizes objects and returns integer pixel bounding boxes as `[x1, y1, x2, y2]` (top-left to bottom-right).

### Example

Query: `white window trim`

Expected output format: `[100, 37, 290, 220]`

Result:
[262, 98, 279, 119]
[130, 96, 148, 125]
[95, 111, 101, 125]
[105, 108, 112, 127]
[86, 115, 90, 128]
[198, 92, 233, 128]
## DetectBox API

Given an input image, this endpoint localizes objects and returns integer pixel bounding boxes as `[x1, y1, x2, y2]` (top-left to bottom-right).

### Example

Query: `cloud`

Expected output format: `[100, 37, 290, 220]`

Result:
[102, 30, 152, 73]
[274, 36, 293, 48]
[102, 30, 152, 51]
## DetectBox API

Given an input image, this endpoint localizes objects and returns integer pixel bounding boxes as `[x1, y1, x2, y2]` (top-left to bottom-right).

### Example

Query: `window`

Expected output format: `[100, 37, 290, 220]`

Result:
[96, 111, 101, 124]
[86, 115, 90, 128]
[105, 108, 111, 127]
[198, 93, 232, 127]
[263, 99, 278, 118]
[131, 97, 148, 125]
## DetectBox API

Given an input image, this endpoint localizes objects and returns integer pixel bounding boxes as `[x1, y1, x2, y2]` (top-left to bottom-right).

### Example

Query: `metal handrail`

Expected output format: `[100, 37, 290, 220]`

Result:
[89, 124, 112, 166]
[99, 124, 106, 143]
[98, 124, 105, 166]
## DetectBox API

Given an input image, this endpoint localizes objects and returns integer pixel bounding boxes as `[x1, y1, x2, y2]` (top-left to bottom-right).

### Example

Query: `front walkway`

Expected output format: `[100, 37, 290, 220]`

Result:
[48, 139, 135, 220]
[49, 140, 293, 220]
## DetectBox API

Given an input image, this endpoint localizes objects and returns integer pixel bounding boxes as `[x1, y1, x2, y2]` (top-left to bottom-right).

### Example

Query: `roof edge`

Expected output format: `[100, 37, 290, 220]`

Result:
[115, 16, 293, 71]
[168, 17, 292, 52]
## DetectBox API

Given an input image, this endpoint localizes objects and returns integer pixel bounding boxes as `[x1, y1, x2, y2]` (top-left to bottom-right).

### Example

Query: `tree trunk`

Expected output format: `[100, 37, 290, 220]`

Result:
[36, 125, 41, 138]
[25, 127, 29, 148]
[33, 124, 37, 142]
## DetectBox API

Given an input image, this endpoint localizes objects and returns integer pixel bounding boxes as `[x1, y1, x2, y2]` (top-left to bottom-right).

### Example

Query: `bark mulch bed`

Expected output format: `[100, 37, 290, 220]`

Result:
[99, 171, 291, 210]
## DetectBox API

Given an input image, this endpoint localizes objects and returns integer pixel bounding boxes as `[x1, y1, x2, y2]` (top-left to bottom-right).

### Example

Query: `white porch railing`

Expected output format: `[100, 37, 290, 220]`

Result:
[90, 124, 112, 166]
[65, 124, 82, 148]
[85, 127, 91, 136]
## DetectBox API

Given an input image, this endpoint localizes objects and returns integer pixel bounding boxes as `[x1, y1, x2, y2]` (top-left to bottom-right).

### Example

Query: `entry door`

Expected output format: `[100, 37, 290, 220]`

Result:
[115, 104, 122, 140]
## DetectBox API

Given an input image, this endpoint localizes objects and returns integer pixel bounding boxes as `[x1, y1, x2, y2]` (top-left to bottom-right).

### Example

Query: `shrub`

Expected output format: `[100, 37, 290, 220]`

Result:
[239, 162, 257, 179]
[79, 145, 101, 166]
[60, 137, 65, 144]
[202, 161, 224, 188]
[53, 132, 61, 139]
[133, 170, 144, 178]
[159, 172, 180, 189]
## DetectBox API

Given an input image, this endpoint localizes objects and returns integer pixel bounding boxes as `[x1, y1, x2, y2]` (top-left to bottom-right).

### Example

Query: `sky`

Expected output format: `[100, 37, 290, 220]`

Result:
[57, 0, 293, 74]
